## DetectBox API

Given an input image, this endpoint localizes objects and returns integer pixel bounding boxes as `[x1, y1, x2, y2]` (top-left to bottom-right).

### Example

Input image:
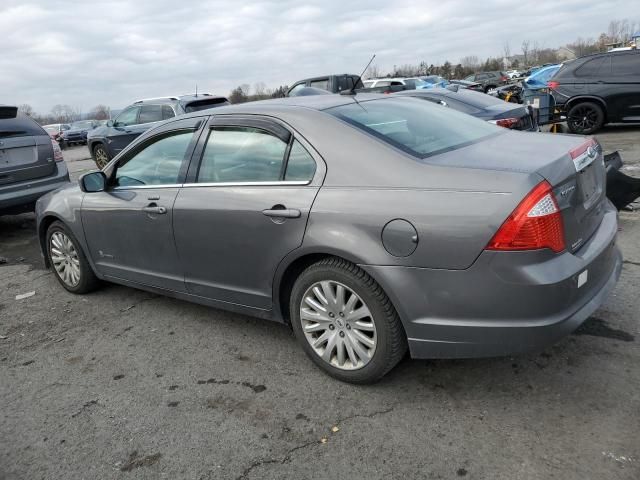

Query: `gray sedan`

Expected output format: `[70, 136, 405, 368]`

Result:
[35, 94, 622, 383]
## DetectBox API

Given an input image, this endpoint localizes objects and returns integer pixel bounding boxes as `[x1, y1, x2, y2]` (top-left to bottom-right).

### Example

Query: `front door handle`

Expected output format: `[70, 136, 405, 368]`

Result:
[142, 205, 167, 214]
[262, 208, 301, 219]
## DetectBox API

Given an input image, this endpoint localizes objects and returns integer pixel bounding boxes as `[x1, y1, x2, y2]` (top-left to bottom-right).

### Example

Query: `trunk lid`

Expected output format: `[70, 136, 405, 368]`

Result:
[0, 114, 56, 187]
[430, 131, 607, 253]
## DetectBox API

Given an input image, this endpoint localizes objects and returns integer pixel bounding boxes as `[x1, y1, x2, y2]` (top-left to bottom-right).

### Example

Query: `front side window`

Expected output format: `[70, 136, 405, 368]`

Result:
[288, 83, 306, 96]
[114, 107, 139, 127]
[114, 131, 193, 187]
[198, 127, 287, 183]
[327, 97, 500, 159]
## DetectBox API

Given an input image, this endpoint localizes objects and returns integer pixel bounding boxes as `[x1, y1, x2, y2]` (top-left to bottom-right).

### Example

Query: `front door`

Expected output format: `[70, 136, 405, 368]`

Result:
[82, 117, 203, 291]
[173, 117, 323, 310]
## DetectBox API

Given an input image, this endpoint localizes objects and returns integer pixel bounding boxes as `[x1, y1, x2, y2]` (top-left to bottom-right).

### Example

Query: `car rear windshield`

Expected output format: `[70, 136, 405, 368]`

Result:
[183, 98, 230, 113]
[0, 115, 47, 139]
[325, 97, 501, 158]
[71, 121, 94, 129]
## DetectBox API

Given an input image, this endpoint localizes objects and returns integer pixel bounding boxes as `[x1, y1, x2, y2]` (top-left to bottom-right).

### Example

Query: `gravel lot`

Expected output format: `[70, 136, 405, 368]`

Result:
[1, 127, 639, 480]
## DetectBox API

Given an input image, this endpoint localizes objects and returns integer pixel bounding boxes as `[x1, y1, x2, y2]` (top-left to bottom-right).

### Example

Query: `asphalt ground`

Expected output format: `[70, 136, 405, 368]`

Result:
[1, 126, 639, 479]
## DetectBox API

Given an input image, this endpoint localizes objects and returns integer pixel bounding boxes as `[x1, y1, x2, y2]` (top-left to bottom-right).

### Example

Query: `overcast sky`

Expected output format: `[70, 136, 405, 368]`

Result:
[1, 0, 638, 113]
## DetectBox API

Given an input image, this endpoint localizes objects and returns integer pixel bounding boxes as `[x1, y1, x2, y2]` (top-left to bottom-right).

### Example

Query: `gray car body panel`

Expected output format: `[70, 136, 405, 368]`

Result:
[36, 94, 622, 359]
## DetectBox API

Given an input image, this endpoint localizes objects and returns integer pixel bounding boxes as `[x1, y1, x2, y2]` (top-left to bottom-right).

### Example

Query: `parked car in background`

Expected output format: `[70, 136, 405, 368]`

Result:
[36, 93, 620, 383]
[62, 120, 98, 146]
[1, 106, 69, 215]
[42, 123, 70, 144]
[87, 93, 229, 168]
[506, 70, 522, 79]
[395, 86, 537, 131]
[489, 83, 524, 103]
[463, 71, 510, 92]
[548, 50, 640, 134]
[419, 75, 448, 88]
[448, 79, 484, 92]
[287, 74, 364, 96]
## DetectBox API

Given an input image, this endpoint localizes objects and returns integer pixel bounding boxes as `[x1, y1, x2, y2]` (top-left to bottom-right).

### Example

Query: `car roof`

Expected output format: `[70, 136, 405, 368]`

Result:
[178, 92, 392, 118]
[133, 94, 227, 105]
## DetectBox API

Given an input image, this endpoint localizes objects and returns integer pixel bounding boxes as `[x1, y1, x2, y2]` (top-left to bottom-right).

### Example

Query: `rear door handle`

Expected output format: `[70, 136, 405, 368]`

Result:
[142, 205, 167, 214]
[262, 208, 301, 218]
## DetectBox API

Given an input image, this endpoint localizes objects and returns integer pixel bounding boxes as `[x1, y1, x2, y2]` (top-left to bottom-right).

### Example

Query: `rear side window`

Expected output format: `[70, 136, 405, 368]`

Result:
[198, 127, 287, 183]
[138, 105, 165, 124]
[310, 79, 329, 91]
[183, 98, 230, 113]
[162, 105, 175, 119]
[574, 57, 606, 77]
[0, 114, 46, 138]
[611, 55, 640, 76]
[285, 140, 316, 181]
[327, 97, 500, 159]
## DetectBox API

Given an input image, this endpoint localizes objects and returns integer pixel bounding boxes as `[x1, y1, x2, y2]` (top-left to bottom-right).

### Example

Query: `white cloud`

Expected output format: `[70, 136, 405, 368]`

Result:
[0, 0, 638, 113]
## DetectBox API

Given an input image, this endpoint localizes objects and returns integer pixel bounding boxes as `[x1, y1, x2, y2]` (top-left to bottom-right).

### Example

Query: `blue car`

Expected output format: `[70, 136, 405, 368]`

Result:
[420, 75, 449, 88]
[523, 64, 561, 89]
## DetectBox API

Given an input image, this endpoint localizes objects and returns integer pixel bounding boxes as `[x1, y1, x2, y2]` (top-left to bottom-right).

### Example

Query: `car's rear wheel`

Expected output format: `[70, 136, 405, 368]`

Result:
[567, 102, 605, 134]
[92, 144, 110, 169]
[484, 84, 496, 93]
[290, 257, 406, 383]
[46, 221, 100, 294]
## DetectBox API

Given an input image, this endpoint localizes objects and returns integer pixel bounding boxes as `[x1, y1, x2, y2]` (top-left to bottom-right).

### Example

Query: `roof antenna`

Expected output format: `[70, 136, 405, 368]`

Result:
[341, 54, 376, 95]
[195, 84, 198, 97]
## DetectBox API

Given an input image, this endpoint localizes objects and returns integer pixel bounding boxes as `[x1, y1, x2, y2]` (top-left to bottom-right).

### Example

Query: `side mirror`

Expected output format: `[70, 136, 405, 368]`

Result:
[107, 120, 114, 127]
[79, 171, 107, 193]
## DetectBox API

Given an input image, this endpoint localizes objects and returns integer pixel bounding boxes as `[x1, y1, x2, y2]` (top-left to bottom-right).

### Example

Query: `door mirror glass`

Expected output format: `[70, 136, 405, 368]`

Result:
[80, 171, 107, 192]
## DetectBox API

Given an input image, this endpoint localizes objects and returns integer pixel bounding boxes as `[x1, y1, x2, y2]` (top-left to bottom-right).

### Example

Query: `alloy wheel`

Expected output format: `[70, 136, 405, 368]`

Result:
[50, 231, 81, 287]
[94, 146, 109, 169]
[300, 280, 377, 370]
[569, 105, 598, 131]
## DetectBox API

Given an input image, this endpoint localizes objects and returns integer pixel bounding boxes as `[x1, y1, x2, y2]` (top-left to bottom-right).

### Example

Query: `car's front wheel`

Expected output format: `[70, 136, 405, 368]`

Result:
[290, 257, 407, 383]
[567, 101, 605, 134]
[92, 144, 111, 169]
[46, 221, 100, 294]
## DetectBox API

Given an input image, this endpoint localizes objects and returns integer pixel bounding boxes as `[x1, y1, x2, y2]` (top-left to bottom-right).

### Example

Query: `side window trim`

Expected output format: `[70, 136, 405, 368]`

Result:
[106, 120, 204, 190]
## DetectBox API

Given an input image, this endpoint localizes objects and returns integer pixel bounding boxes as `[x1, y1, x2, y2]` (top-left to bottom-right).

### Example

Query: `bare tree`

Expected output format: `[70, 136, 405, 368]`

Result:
[89, 104, 110, 120]
[253, 82, 266, 96]
[365, 64, 382, 79]
[521, 40, 530, 66]
[17, 104, 34, 116]
[502, 41, 511, 60]
[460, 55, 479, 69]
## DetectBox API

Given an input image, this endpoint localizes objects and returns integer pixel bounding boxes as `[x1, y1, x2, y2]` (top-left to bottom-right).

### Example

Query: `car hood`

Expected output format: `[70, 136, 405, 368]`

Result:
[88, 126, 108, 138]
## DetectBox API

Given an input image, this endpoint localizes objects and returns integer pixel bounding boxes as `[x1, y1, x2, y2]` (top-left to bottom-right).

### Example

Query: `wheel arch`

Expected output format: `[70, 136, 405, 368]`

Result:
[38, 214, 65, 268]
[565, 96, 608, 120]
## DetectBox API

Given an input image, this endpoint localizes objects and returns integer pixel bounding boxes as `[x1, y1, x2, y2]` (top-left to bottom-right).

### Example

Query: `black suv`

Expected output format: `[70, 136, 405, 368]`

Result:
[462, 71, 509, 92]
[1, 106, 69, 215]
[549, 50, 640, 134]
[88, 94, 229, 168]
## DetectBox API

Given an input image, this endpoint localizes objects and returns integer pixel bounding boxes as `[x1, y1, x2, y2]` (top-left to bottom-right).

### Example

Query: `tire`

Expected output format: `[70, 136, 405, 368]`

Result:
[484, 84, 496, 93]
[92, 143, 111, 169]
[46, 221, 100, 294]
[567, 101, 605, 134]
[289, 257, 407, 384]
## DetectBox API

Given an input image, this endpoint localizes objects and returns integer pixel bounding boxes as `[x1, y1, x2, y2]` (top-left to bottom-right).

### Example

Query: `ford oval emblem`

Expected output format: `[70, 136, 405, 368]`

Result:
[587, 146, 597, 158]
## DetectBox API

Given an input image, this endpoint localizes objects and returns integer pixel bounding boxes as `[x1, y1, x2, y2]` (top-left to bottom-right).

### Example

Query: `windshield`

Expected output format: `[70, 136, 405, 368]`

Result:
[326, 97, 501, 159]
[71, 121, 94, 129]
[422, 76, 443, 84]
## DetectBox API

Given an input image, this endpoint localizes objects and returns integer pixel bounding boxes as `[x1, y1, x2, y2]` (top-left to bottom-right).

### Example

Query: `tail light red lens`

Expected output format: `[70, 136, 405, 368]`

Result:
[547, 80, 560, 90]
[500, 76, 508, 81]
[489, 118, 519, 129]
[486, 180, 565, 253]
[51, 139, 64, 162]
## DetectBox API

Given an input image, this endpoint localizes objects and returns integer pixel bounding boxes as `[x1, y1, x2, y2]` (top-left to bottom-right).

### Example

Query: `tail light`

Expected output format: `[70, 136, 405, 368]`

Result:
[486, 180, 565, 253]
[500, 76, 508, 82]
[51, 139, 64, 162]
[547, 81, 560, 90]
[489, 118, 519, 129]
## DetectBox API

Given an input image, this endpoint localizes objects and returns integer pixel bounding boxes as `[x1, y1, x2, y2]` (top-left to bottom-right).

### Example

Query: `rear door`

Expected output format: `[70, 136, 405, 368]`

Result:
[173, 115, 324, 310]
[607, 54, 640, 122]
[0, 111, 55, 187]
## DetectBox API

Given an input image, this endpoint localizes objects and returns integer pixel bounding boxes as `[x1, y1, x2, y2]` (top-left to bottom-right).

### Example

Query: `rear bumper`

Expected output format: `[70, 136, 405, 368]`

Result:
[0, 162, 70, 214]
[363, 201, 621, 359]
